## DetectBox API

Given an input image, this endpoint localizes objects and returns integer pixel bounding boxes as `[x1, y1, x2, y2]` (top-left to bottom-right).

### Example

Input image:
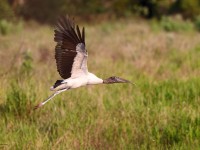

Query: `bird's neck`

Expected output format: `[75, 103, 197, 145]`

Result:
[103, 79, 110, 84]
[103, 78, 113, 84]
[87, 73, 103, 85]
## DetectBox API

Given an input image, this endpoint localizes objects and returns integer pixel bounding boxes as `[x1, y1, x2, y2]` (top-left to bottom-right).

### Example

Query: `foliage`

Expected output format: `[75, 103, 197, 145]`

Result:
[139, 0, 174, 18]
[0, 0, 14, 20]
[0, 19, 23, 35]
[0, 19, 12, 35]
[194, 15, 200, 31]
[0, 0, 198, 23]
[0, 0, 200, 23]
[173, 0, 200, 19]
[151, 16, 194, 32]
[20, 0, 66, 23]
[20, 0, 119, 22]
[5, 80, 35, 118]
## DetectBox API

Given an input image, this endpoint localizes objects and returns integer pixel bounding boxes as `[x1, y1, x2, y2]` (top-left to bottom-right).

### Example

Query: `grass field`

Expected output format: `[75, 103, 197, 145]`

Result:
[0, 18, 200, 149]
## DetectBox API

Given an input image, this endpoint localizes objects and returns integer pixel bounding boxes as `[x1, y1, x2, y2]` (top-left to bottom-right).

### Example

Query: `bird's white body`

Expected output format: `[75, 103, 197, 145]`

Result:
[52, 73, 103, 91]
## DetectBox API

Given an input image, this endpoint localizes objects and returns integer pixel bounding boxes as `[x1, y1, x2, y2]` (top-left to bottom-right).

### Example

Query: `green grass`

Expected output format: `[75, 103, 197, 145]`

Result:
[0, 19, 23, 35]
[0, 19, 200, 149]
[151, 16, 194, 33]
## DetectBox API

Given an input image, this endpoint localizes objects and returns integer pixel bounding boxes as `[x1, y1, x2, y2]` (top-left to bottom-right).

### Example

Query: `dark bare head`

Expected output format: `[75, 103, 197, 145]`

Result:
[103, 76, 132, 84]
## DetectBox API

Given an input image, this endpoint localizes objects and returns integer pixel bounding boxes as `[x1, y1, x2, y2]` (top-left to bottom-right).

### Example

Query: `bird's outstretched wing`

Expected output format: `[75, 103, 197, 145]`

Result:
[54, 15, 88, 79]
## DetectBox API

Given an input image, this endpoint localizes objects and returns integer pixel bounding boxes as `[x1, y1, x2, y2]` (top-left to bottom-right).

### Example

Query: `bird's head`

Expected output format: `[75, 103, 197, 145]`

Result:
[103, 76, 133, 84]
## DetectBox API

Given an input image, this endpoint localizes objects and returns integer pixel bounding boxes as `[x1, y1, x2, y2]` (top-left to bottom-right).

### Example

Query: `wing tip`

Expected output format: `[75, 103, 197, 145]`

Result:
[55, 15, 85, 44]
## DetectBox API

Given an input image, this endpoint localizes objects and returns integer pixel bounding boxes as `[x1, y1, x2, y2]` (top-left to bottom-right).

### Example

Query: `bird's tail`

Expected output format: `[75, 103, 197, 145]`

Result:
[50, 80, 63, 91]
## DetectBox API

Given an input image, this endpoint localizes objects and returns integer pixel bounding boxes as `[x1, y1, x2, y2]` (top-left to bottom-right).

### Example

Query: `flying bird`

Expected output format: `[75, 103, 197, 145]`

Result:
[34, 15, 132, 109]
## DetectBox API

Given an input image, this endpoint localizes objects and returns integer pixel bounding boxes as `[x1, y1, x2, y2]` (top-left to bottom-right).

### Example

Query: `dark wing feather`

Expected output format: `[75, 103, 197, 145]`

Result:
[76, 25, 82, 41]
[82, 27, 85, 45]
[54, 15, 86, 79]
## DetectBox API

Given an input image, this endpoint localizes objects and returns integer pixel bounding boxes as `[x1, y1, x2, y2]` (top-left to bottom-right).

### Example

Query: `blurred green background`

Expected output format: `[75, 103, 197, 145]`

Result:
[0, 0, 200, 149]
[2, 0, 200, 22]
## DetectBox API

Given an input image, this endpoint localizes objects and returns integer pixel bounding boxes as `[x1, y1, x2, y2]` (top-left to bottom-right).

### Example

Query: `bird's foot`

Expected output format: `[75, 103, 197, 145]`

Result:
[34, 103, 43, 110]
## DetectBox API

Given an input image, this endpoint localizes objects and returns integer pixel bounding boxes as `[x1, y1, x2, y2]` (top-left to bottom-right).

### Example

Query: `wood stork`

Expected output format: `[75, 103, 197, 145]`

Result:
[34, 15, 132, 109]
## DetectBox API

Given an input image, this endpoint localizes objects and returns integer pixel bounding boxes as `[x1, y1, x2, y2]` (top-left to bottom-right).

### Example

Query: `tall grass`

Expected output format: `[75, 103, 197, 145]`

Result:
[0, 19, 200, 149]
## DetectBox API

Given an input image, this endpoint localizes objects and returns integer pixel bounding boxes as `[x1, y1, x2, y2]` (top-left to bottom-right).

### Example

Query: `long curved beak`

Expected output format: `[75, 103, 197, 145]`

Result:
[116, 77, 135, 85]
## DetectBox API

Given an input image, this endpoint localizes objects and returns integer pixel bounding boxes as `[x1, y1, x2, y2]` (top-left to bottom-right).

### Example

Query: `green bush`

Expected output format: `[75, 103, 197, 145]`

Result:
[8, 0, 200, 22]
[173, 0, 200, 18]
[0, 19, 12, 35]
[139, 0, 174, 18]
[194, 15, 200, 31]
[152, 16, 194, 32]
[159, 16, 194, 32]
[20, 0, 67, 23]
[0, 19, 23, 35]
[5, 79, 36, 118]
[6, 81, 29, 117]
[0, 0, 14, 20]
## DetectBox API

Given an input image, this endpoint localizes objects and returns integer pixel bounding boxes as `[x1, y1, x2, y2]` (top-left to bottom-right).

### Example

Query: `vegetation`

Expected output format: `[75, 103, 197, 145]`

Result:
[0, 0, 14, 20]
[0, 19, 200, 149]
[194, 15, 200, 31]
[1, 0, 200, 22]
[0, 19, 23, 35]
[151, 16, 194, 32]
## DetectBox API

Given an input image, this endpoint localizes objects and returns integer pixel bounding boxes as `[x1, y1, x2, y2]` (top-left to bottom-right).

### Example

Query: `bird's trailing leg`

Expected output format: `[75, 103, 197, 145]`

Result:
[34, 88, 68, 110]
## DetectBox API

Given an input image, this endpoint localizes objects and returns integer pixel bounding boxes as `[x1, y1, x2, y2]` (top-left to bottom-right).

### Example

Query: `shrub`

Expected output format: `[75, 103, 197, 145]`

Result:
[20, 0, 66, 23]
[139, 0, 174, 18]
[6, 81, 29, 117]
[0, 19, 12, 35]
[159, 16, 194, 32]
[0, 0, 14, 20]
[5, 79, 36, 118]
[172, 0, 200, 18]
[194, 15, 200, 31]
[0, 19, 23, 35]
